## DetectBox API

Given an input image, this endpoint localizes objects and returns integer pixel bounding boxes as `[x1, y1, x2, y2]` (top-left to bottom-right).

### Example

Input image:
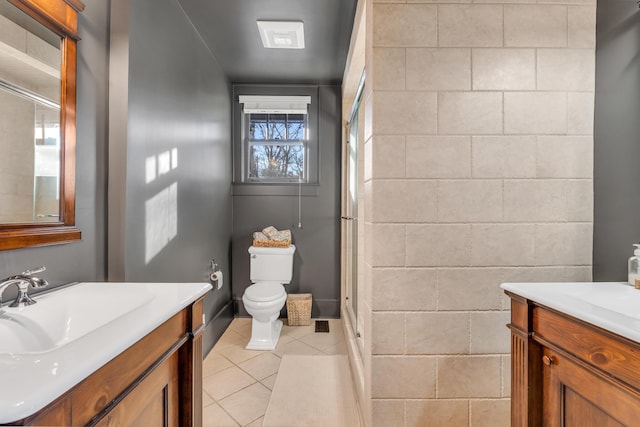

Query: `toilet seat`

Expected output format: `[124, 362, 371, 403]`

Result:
[244, 282, 285, 302]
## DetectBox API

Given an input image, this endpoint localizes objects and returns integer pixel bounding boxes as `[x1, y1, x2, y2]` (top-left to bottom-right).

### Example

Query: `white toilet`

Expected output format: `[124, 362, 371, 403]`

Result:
[242, 244, 296, 350]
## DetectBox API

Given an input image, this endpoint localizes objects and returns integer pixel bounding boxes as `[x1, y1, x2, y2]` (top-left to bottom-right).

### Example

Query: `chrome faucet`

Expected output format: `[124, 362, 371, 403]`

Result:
[0, 266, 48, 308]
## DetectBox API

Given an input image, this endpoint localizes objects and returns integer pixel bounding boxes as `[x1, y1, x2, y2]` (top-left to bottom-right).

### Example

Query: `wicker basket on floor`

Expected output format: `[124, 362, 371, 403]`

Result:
[286, 293, 312, 326]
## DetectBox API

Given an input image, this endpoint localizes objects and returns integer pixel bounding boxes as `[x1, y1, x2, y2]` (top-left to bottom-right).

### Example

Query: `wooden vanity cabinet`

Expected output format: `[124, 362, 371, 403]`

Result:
[507, 292, 640, 427]
[8, 299, 205, 427]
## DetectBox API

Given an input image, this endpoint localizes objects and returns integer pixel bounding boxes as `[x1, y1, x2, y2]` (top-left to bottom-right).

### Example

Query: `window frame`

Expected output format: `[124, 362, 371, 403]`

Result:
[232, 85, 319, 192]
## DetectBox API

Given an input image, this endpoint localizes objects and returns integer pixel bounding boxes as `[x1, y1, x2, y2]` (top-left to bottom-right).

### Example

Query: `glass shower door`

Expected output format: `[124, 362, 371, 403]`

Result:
[344, 74, 363, 340]
[345, 116, 358, 334]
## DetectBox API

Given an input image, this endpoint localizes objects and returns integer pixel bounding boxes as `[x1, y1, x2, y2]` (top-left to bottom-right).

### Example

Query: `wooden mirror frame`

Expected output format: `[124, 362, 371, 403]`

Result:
[0, 0, 84, 250]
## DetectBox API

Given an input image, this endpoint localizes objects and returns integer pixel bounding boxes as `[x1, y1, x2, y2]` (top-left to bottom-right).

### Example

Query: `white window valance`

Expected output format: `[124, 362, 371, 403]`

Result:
[239, 95, 311, 114]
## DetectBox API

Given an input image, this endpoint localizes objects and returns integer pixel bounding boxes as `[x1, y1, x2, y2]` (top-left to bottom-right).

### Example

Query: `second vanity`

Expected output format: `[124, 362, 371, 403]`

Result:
[503, 281, 640, 427]
[0, 281, 211, 426]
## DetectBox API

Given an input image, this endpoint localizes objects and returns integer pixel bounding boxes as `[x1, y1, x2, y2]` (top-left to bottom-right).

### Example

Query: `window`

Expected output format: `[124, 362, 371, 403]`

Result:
[234, 89, 318, 187]
[246, 112, 307, 181]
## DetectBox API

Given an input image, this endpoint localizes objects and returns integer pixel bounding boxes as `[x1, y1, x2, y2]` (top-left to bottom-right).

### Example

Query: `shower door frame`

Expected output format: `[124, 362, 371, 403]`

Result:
[342, 71, 365, 352]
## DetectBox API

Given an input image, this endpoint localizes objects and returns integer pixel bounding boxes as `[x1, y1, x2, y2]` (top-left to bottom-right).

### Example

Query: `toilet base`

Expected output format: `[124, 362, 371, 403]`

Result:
[245, 318, 283, 350]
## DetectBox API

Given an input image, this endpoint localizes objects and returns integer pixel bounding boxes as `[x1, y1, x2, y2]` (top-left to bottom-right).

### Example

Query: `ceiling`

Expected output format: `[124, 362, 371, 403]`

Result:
[177, 0, 358, 85]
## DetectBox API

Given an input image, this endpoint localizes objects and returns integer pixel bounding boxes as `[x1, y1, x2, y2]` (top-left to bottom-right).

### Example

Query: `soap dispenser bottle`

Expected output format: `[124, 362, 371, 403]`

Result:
[629, 244, 640, 287]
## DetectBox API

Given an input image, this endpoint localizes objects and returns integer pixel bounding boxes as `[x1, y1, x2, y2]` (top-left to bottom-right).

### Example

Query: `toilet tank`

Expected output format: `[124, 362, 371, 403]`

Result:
[249, 245, 296, 283]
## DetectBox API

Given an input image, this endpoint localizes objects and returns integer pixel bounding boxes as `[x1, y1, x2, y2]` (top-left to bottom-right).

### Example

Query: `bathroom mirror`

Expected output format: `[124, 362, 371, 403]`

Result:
[0, 0, 84, 250]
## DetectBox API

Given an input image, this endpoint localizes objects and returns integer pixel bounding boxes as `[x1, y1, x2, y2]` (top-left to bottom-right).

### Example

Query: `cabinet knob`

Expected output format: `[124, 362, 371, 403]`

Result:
[542, 355, 556, 366]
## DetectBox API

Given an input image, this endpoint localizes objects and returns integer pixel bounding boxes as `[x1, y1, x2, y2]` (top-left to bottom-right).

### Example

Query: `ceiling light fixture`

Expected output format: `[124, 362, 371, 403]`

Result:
[257, 21, 305, 49]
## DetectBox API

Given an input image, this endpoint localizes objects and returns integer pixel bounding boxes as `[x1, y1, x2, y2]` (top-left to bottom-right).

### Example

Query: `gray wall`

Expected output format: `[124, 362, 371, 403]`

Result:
[0, 0, 109, 289]
[231, 85, 342, 318]
[593, 2, 640, 280]
[108, 0, 234, 352]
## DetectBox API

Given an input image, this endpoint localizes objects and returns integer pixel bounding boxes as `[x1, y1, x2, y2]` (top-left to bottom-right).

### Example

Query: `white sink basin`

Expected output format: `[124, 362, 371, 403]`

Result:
[0, 285, 154, 353]
[501, 282, 640, 344]
[0, 281, 212, 424]
[559, 282, 640, 318]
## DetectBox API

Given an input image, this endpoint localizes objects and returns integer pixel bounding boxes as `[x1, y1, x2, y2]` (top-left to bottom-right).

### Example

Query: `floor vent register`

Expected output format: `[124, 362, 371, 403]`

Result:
[315, 320, 330, 333]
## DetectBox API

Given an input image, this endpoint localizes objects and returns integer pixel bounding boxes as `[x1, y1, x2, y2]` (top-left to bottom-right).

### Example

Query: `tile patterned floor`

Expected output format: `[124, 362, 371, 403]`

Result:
[203, 318, 347, 427]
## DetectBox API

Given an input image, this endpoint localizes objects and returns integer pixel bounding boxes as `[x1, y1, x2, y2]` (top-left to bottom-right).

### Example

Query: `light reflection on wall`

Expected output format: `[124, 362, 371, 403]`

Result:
[145, 148, 178, 184]
[145, 182, 178, 264]
[144, 148, 179, 264]
[145, 156, 156, 184]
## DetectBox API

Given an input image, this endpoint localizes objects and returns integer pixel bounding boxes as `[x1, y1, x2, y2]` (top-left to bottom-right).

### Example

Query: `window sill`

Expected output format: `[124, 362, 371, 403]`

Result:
[232, 183, 319, 197]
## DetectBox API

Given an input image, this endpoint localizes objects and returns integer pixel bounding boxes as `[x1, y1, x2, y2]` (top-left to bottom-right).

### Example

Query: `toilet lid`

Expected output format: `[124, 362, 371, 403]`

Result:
[245, 283, 285, 302]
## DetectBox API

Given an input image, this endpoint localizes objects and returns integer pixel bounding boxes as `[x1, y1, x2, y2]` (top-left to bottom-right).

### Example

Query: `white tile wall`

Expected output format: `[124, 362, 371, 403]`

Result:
[504, 5, 567, 47]
[370, 135, 406, 179]
[537, 49, 595, 91]
[371, 356, 436, 398]
[471, 224, 537, 266]
[371, 180, 437, 223]
[406, 136, 471, 179]
[405, 224, 471, 267]
[0, 92, 36, 222]
[406, 48, 471, 90]
[504, 92, 568, 134]
[536, 136, 594, 178]
[405, 312, 470, 354]
[568, 92, 595, 135]
[472, 48, 537, 91]
[437, 180, 503, 222]
[372, 312, 405, 354]
[373, 4, 437, 47]
[568, 6, 597, 48]
[471, 136, 537, 178]
[373, 91, 437, 135]
[438, 5, 503, 47]
[406, 400, 469, 427]
[438, 92, 503, 135]
[371, 268, 437, 311]
[373, 48, 406, 90]
[363, 0, 595, 424]
[437, 356, 502, 398]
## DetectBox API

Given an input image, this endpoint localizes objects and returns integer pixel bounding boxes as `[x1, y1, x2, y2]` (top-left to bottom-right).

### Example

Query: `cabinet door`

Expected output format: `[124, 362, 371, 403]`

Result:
[543, 347, 640, 427]
[94, 351, 180, 427]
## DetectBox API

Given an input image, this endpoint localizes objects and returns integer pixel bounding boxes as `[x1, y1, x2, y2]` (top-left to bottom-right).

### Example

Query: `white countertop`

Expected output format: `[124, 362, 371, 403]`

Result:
[501, 281, 640, 345]
[0, 282, 211, 424]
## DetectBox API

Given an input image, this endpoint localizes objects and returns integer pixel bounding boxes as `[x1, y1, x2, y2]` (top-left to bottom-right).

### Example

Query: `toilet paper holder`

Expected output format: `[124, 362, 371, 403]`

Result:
[208, 259, 223, 290]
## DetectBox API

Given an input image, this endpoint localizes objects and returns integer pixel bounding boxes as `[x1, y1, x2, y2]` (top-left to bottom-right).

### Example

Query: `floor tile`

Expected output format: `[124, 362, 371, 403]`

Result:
[246, 416, 263, 427]
[323, 340, 348, 355]
[203, 350, 234, 377]
[217, 342, 264, 364]
[281, 321, 316, 339]
[327, 318, 344, 331]
[215, 329, 247, 350]
[228, 318, 253, 338]
[260, 373, 278, 390]
[238, 352, 282, 380]
[203, 390, 215, 407]
[273, 339, 322, 357]
[219, 383, 272, 426]
[203, 403, 240, 427]
[276, 333, 295, 346]
[203, 365, 256, 401]
[298, 331, 345, 352]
